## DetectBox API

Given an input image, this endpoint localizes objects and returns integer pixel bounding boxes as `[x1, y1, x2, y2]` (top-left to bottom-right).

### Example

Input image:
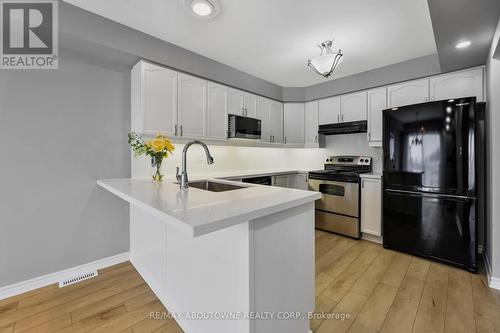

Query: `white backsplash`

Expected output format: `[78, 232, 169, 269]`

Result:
[132, 144, 331, 178]
[324, 133, 383, 173]
[132, 133, 382, 178]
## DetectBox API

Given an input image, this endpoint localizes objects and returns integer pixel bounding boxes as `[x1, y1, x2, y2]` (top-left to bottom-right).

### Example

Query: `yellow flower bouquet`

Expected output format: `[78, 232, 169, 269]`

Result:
[128, 132, 175, 182]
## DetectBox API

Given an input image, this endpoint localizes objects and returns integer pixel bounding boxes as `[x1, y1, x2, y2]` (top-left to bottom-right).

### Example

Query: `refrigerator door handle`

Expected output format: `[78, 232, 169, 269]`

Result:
[384, 188, 474, 201]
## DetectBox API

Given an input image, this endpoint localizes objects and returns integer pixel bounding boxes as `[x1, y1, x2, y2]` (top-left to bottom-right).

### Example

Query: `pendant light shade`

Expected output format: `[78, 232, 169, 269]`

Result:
[308, 40, 343, 78]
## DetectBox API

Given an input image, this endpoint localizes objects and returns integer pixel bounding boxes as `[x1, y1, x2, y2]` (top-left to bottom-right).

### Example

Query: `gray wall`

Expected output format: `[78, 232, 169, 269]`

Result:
[300, 54, 441, 102]
[485, 16, 500, 278]
[0, 49, 131, 287]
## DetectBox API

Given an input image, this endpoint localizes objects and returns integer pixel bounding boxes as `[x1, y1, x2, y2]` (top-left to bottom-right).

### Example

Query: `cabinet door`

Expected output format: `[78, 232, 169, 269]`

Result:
[340, 91, 367, 122]
[269, 100, 283, 143]
[289, 174, 308, 190]
[257, 97, 271, 143]
[305, 101, 319, 145]
[387, 78, 429, 108]
[283, 103, 305, 145]
[141, 63, 178, 136]
[229, 89, 244, 115]
[178, 73, 207, 139]
[273, 175, 289, 188]
[207, 82, 228, 140]
[430, 68, 484, 102]
[367, 87, 387, 147]
[361, 178, 382, 236]
[243, 93, 258, 118]
[318, 96, 341, 125]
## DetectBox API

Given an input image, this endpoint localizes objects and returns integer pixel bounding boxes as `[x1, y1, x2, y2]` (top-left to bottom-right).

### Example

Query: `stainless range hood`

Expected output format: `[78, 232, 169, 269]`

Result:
[318, 120, 367, 135]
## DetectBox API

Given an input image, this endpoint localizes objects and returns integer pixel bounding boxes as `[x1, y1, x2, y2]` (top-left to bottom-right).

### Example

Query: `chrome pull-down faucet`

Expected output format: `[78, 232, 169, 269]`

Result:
[176, 140, 214, 189]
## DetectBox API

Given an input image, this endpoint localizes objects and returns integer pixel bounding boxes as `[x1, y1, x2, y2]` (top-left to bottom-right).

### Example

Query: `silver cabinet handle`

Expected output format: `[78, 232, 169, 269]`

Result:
[174, 124, 178, 136]
[270, 135, 272, 143]
[337, 114, 339, 123]
[315, 135, 318, 143]
[284, 136, 287, 144]
[180, 125, 183, 136]
[272, 135, 274, 142]
[368, 132, 371, 141]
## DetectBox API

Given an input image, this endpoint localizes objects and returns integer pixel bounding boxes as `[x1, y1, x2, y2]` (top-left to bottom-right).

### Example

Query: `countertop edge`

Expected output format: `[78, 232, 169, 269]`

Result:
[97, 179, 320, 238]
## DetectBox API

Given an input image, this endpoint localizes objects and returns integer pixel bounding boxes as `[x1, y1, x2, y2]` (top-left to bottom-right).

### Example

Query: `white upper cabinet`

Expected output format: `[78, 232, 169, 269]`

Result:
[305, 101, 319, 146]
[367, 87, 387, 147]
[135, 61, 178, 136]
[177, 73, 207, 139]
[269, 100, 283, 143]
[257, 98, 283, 144]
[207, 82, 228, 140]
[387, 78, 429, 108]
[229, 89, 245, 116]
[229, 88, 258, 117]
[243, 93, 258, 118]
[318, 96, 341, 125]
[257, 97, 271, 143]
[361, 177, 382, 237]
[340, 91, 367, 122]
[430, 67, 484, 102]
[283, 103, 305, 145]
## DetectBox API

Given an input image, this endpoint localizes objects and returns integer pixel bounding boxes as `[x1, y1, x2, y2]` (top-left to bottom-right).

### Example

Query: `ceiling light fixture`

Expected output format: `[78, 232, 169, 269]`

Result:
[308, 40, 343, 78]
[185, 0, 220, 19]
[455, 40, 471, 49]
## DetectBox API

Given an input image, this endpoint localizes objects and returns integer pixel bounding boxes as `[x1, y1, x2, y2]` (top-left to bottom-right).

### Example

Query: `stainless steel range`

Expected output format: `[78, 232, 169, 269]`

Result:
[308, 156, 372, 239]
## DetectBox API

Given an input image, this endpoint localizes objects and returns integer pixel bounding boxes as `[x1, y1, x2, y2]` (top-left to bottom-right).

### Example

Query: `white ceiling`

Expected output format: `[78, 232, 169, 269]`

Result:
[63, 0, 437, 87]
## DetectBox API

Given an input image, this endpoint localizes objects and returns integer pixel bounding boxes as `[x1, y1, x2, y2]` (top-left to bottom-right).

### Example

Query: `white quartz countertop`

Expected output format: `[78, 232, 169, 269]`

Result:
[98, 178, 320, 237]
[360, 172, 382, 179]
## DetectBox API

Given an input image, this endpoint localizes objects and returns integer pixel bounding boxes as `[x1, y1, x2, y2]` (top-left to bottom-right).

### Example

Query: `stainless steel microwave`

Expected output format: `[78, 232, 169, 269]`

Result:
[228, 114, 261, 140]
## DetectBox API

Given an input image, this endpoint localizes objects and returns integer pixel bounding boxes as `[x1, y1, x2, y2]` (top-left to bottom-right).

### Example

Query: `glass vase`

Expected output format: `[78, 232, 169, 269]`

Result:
[151, 156, 164, 182]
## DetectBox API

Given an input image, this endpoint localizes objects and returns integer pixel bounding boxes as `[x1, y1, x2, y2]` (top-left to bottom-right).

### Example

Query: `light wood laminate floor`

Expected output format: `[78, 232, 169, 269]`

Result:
[1, 230, 499, 332]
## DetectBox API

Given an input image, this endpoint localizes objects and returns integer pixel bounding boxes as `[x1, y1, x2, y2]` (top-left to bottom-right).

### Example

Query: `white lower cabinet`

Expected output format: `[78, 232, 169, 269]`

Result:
[272, 173, 308, 190]
[272, 175, 289, 188]
[360, 177, 382, 237]
[289, 174, 308, 190]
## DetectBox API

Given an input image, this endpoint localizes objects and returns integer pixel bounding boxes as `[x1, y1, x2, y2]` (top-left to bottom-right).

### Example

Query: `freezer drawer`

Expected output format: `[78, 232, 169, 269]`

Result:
[383, 189, 477, 272]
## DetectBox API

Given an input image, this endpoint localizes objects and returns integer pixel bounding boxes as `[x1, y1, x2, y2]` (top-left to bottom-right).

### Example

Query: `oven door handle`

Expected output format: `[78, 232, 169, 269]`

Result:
[319, 183, 346, 196]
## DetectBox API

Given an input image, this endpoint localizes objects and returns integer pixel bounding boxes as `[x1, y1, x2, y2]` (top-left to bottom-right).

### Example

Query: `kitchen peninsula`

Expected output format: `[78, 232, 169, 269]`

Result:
[98, 177, 320, 333]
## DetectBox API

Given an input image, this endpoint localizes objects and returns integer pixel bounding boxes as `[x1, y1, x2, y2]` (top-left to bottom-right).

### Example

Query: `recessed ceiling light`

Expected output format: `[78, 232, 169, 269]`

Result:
[185, 0, 221, 19]
[455, 40, 471, 49]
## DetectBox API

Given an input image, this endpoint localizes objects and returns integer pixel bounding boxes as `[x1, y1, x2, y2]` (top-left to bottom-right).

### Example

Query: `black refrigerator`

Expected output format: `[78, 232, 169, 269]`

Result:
[382, 97, 481, 272]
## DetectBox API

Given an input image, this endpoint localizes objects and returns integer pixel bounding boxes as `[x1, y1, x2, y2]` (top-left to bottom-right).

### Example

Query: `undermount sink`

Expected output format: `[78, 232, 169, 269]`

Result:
[187, 180, 247, 192]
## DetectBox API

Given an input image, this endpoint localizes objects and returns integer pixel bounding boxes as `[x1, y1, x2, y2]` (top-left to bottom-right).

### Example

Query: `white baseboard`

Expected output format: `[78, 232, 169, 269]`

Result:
[483, 251, 500, 291]
[361, 233, 382, 244]
[0, 252, 130, 301]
